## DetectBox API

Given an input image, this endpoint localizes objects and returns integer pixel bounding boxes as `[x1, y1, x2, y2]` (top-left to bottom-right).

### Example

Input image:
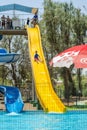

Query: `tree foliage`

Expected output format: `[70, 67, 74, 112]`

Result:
[41, 0, 87, 99]
[0, 35, 31, 87]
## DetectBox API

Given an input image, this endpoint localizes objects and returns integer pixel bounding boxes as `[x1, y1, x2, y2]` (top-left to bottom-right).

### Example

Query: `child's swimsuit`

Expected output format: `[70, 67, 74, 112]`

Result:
[34, 54, 39, 60]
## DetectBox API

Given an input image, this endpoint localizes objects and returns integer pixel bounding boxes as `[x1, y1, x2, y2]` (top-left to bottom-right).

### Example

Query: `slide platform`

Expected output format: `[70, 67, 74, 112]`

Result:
[26, 25, 66, 113]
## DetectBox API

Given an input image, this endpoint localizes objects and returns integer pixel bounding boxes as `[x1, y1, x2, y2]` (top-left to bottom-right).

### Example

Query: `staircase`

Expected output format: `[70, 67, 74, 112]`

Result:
[0, 93, 5, 110]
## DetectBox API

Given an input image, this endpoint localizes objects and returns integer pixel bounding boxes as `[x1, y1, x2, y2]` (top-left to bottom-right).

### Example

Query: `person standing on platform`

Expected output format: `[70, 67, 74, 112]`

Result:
[6, 16, 11, 29]
[1, 15, 6, 29]
[27, 18, 30, 26]
[31, 12, 38, 27]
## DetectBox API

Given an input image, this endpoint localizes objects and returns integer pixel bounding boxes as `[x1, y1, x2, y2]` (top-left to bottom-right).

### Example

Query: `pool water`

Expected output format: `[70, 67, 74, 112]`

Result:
[0, 110, 87, 130]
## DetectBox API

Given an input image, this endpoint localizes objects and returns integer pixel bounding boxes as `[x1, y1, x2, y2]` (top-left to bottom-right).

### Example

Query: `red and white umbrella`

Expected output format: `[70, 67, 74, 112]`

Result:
[49, 44, 87, 68]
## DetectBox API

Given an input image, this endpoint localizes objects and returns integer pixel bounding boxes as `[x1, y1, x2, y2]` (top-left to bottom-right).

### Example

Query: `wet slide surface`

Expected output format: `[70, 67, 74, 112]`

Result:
[27, 25, 66, 113]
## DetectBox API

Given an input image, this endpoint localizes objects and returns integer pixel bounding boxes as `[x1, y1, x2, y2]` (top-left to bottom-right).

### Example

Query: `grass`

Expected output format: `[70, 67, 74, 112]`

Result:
[66, 105, 87, 110]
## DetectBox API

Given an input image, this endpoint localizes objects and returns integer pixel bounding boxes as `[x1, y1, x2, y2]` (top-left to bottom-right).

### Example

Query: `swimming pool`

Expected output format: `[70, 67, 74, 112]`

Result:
[0, 110, 87, 130]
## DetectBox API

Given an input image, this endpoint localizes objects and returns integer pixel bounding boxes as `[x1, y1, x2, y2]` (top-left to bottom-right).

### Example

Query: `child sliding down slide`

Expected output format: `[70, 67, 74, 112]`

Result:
[34, 51, 43, 63]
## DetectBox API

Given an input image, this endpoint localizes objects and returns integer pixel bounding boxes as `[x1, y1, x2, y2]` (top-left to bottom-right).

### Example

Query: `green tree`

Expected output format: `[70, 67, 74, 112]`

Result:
[0, 35, 31, 87]
[41, 0, 87, 99]
[72, 9, 87, 95]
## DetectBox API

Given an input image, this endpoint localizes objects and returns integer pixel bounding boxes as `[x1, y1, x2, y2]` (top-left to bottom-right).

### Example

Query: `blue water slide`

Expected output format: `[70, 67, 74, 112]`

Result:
[0, 48, 20, 64]
[0, 85, 24, 113]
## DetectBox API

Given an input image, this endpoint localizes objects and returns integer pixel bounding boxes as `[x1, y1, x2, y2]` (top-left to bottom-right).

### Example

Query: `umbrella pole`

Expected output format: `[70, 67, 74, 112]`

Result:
[77, 68, 82, 97]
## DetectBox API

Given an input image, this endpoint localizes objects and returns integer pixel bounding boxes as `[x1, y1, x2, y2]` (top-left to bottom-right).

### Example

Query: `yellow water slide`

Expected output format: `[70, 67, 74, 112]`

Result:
[26, 25, 66, 113]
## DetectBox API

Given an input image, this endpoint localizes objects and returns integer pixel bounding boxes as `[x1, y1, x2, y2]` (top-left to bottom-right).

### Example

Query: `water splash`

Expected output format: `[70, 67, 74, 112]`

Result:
[6, 112, 19, 116]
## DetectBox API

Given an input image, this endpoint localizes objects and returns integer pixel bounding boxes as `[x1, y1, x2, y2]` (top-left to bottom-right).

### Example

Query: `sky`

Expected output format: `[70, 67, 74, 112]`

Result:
[0, 0, 87, 11]
[58, 0, 87, 14]
[0, 0, 87, 20]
